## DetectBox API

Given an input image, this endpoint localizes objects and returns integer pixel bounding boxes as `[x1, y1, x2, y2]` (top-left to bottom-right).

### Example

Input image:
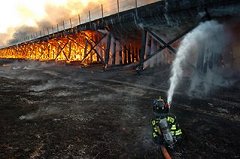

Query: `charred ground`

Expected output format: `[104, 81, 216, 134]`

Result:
[0, 60, 240, 158]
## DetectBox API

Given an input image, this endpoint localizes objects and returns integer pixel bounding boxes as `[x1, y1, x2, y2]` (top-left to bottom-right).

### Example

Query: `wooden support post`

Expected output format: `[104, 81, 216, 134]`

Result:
[97, 53, 100, 62]
[90, 47, 93, 63]
[152, 39, 157, 54]
[84, 39, 88, 58]
[113, 40, 116, 65]
[68, 42, 72, 60]
[139, 49, 141, 62]
[145, 33, 151, 58]
[48, 44, 50, 59]
[139, 29, 147, 69]
[124, 45, 127, 64]
[52, 49, 55, 59]
[105, 33, 112, 65]
[119, 46, 122, 65]
[96, 36, 100, 62]
[128, 45, 131, 64]
[132, 46, 135, 63]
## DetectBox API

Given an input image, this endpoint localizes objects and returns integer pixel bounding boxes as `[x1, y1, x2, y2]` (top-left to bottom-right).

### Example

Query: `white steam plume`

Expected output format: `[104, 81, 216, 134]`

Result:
[167, 20, 226, 104]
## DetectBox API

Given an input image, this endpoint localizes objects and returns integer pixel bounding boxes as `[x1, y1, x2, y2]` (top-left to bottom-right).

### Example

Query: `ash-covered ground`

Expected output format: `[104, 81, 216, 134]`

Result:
[0, 59, 240, 159]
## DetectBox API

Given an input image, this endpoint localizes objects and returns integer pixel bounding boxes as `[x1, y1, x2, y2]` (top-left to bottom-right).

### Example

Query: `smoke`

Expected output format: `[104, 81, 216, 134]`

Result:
[1, 0, 156, 46]
[167, 20, 231, 104]
[1, 0, 99, 46]
[8, 26, 39, 45]
[0, 33, 12, 46]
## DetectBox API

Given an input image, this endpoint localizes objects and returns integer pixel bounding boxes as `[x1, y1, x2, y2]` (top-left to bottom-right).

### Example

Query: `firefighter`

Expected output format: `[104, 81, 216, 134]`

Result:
[151, 96, 182, 149]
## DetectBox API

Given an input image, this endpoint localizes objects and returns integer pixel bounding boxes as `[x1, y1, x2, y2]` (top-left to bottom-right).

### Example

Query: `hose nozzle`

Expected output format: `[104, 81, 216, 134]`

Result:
[165, 103, 171, 109]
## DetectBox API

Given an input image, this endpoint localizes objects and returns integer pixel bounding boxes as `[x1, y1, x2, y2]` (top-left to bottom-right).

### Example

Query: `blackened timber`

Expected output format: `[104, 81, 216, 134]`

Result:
[90, 52, 93, 63]
[63, 51, 69, 61]
[145, 33, 151, 58]
[132, 46, 135, 63]
[136, 48, 139, 61]
[105, 33, 112, 65]
[124, 45, 127, 64]
[3, 0, 232, 64]
[119, 47, 122, 65]
[96, 36, 100, 62]
[128, 45, 131, 64]
[113, 41, 116, 65]
[140, 26, 196, 65]
[140, 25, 197, 65]
[88, 41, 105, 64]
[82, 32, 106, 53]
[84, 39, 88, 57]
[139, 30, 147, 69]
[146, 29, 176, 54]
[167, 24, 197, 45]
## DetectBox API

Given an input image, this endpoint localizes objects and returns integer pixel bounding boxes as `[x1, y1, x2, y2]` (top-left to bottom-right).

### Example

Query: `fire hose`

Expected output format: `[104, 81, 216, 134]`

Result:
[160, 145, 172, 159]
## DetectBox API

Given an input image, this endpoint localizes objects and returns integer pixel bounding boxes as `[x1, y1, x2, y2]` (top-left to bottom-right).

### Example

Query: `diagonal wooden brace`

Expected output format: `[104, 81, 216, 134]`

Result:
[146, 28, 176, 54]
[80, 33, 107, 64]
[54, 41, 69, 60]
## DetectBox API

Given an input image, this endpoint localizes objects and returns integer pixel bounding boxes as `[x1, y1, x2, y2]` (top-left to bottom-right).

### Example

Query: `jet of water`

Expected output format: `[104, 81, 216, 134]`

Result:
[167, 20, 225, 104]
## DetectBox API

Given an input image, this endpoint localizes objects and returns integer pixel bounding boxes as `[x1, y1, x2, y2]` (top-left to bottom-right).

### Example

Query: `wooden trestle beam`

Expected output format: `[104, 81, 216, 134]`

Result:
[0, 29, 142, 68]
[137, 25, 197, 70]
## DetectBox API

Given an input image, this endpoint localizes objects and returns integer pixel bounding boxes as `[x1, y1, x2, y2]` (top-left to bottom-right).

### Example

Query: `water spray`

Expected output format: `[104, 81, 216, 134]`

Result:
[167, 20, 226, 104]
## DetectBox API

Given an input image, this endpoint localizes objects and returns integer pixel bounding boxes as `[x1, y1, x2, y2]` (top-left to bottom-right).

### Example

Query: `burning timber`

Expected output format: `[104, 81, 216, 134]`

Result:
[0, 0, 240, 158]
[0, 0, 239, 68]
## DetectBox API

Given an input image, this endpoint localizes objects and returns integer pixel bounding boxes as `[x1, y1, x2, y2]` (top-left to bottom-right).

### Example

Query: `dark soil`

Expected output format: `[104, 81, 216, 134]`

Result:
[0, 60, 240, 159]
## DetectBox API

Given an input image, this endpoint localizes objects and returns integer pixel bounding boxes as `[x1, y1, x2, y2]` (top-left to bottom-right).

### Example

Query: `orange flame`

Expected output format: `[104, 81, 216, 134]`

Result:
[0, 31, 102, 65]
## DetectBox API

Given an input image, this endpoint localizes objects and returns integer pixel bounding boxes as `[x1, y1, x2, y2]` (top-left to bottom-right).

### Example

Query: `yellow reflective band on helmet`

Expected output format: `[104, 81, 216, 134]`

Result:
[175, 129, 182, 136]
[171, 125, 177, 130]
[167, 116, 175, 123]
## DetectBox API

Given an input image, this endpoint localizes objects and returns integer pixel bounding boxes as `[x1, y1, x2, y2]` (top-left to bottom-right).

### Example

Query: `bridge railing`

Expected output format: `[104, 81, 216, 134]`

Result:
[10, 0, 160, 47]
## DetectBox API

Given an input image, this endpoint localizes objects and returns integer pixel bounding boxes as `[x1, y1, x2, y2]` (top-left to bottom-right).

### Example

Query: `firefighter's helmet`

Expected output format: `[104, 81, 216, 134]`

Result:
[153, 96, 169, 117]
